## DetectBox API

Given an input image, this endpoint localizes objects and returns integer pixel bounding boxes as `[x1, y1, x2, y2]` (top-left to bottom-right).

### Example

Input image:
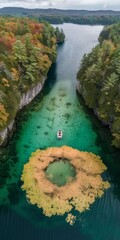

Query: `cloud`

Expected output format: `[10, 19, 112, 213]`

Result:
[0, 0, 120, 10]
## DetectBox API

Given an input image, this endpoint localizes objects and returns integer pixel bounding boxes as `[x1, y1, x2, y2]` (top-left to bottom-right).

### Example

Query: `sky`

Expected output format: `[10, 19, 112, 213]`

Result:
[0, 0, 120, 10]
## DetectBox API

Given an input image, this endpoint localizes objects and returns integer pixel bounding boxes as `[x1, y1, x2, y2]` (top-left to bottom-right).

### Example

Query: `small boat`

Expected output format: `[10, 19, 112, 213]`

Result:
[57, 130, 63, 139]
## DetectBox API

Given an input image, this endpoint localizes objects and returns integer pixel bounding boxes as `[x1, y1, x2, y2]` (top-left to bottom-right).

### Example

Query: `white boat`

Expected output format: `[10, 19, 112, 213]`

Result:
[57, 130, 63, 139]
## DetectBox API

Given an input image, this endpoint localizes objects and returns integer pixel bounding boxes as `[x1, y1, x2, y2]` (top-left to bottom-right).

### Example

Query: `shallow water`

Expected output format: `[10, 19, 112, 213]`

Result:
[46, 159, 76, 186]
[0, 23, 120, 240]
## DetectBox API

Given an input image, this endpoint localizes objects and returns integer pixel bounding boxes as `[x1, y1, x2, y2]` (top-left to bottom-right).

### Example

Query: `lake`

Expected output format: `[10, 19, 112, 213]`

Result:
[0, 23, 120, 240]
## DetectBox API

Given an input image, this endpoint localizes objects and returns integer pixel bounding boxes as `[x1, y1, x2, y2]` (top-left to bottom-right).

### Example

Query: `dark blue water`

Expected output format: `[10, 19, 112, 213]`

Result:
[0, 24, 120, 240]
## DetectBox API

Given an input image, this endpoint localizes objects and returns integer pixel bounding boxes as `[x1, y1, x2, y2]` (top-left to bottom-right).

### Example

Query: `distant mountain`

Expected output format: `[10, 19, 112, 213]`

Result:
[0, 7, 120, 16]
[0, 7, 120, 25]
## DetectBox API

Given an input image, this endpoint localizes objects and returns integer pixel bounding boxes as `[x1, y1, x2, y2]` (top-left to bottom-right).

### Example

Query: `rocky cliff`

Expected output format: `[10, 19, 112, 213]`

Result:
[0, 77, 45, 145]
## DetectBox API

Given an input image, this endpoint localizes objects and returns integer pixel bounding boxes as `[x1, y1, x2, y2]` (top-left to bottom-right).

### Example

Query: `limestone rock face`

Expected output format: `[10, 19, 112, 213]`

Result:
[0, 120, 14, 145]
[19, 78, 45, 109]
[21, 146, 110, 222]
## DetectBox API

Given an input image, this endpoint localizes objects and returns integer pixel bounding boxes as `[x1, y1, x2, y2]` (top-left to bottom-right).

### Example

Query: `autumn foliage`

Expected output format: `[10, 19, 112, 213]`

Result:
[0, 17, 57, 131]
[0, 103, 9, 128]
[77, 23, 120, 148]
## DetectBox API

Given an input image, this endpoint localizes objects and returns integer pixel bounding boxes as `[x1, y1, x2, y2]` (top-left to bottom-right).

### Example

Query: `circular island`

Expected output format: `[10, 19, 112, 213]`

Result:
[21, 146, 110, 224]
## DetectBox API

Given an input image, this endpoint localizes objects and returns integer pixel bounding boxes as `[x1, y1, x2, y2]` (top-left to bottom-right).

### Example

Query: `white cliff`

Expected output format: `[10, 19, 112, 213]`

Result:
[0, 77, 46, 145]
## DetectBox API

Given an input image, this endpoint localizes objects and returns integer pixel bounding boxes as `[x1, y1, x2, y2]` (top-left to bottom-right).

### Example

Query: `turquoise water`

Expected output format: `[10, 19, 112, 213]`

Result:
[0, 24, 120, 240]
[45, 159, 76, 186]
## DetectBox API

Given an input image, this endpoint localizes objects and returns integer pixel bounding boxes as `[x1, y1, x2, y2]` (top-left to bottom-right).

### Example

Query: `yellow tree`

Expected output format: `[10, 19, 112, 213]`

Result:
[0, 103, 9, 129]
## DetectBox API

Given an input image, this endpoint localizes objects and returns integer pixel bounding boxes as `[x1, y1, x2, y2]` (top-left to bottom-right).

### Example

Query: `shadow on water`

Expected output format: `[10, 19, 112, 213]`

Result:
[43, 62, 57, 95]
[77, 91, 120, 200]
[77, 92, 113, 152]
[0, 140, 18, 187]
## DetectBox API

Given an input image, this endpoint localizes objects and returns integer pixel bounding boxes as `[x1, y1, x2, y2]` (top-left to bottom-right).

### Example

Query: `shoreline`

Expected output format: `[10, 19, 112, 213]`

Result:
[0, 76, 46, 146]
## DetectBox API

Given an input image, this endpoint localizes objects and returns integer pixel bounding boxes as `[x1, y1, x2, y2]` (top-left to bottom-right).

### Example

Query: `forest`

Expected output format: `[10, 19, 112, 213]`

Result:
[77, 23, 120, 148]
[0, 17, 64, 142]
[0, 7, 120, 25]
[39, 15, 120, 25]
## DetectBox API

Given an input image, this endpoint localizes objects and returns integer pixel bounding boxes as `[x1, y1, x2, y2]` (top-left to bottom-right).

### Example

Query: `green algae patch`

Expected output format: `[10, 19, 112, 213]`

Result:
[45, 159, 76, 187]
[21, 146, 110, 223]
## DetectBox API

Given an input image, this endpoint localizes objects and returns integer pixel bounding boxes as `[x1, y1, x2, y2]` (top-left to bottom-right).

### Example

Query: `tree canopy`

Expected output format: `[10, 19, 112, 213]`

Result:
[0, 17, 58, 133]
[77, 23, 120, 148]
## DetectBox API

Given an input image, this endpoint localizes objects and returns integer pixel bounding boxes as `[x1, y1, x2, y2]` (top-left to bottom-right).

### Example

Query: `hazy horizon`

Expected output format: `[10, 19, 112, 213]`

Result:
[0, 0, 120, 11]
[0, 7, 120, 11]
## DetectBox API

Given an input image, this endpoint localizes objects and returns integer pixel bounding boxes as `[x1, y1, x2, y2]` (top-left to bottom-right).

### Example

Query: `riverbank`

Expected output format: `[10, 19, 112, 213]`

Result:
[0, 76, 46, 146]
[77, 23, 120, 148]
[76, 82, 109, 126]
[0, 17, 59, 146]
